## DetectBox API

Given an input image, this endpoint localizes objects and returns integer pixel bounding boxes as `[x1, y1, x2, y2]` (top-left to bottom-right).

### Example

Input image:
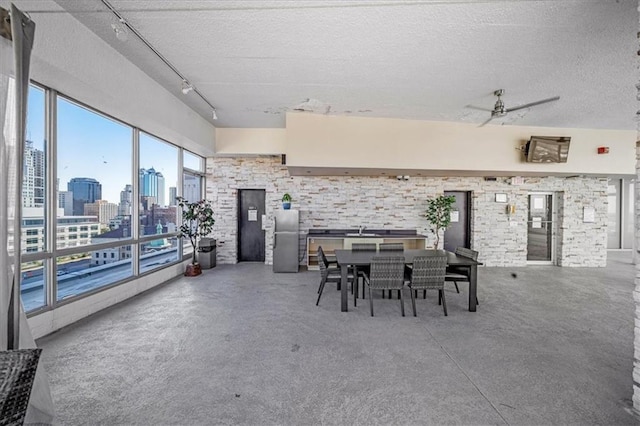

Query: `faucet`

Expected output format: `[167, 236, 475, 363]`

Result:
[358, 225, 365, 236]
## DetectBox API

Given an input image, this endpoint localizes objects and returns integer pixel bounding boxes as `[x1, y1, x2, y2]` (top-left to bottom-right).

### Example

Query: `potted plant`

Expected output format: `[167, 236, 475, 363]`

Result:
[176, 196, 215, 276]
[424, 195, 456, 249]
[282, 193, 292, 210]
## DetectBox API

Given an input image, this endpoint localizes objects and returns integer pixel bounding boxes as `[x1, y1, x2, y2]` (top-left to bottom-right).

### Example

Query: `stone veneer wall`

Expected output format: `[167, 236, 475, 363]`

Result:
[206, 156, 607, 267]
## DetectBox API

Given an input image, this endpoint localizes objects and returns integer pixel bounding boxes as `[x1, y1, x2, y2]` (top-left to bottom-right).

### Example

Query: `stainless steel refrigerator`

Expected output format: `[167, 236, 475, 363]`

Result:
[273, 210, 299, 272]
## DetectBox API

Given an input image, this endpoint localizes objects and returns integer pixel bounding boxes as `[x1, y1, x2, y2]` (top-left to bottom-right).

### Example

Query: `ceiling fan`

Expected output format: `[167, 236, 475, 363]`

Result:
[467, 89, 560, 127]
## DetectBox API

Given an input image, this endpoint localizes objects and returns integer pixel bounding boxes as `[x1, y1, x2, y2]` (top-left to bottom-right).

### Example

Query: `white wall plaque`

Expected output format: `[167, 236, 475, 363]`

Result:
[248, 209, 258, 221]
[532, 217, 542, 229]
[583, 207, 595, 223]
[450, 211, 459, 223]
[495, 193, 507, 203]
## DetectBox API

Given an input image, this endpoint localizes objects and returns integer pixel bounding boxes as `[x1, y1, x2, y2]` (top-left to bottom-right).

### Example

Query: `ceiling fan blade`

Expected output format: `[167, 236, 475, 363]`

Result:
[478, 116, 495, 127]
[465, 104, 494, 112]
[506, 96, 560, 113]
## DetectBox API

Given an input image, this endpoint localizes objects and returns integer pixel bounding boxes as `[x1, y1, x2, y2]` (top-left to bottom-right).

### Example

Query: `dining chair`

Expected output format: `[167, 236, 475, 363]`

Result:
[379, 243, 404, 298]
[407, 254, 448, 316]
[362, 255, 406, 316]
[351, 243, 377, 301]
[316, 246, 354, 306]
[445, 247, 479, 305]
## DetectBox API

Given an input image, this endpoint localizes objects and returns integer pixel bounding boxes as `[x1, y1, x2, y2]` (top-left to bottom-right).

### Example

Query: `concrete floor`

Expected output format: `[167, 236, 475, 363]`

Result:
[37, 251, 637, 425]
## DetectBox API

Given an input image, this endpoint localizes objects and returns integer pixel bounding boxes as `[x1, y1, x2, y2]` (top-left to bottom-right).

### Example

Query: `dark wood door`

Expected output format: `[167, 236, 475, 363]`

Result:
[238, 189, 265, 262]
[443, 191, 470, 252]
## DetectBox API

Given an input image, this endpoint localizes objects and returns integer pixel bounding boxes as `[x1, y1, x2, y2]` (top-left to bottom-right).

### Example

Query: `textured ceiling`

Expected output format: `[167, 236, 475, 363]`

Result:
[47, 0, 638, 129]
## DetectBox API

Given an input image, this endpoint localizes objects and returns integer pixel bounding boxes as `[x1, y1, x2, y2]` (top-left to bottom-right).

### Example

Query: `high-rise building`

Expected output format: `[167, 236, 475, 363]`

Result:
[23, 140, 45, 207]
[169, 187, 177, 206]
[119, 184, 132, 216]
[58, 191, 73, 216]
[139, 168, 166, 207]
[83, 200, 118, 225]
[68, 177, 102, 215]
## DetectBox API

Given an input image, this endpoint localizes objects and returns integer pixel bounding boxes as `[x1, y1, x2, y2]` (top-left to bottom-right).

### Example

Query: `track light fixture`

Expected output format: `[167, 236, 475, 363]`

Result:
[102, 0, 220, 123]
[110, 18, 128, 42]
[181, 80, 193, 95]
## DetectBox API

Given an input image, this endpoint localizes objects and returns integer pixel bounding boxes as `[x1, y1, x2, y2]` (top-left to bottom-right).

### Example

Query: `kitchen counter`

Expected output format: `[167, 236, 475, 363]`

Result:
[307, 229, 427, 238]
[306, 229, 429, 270]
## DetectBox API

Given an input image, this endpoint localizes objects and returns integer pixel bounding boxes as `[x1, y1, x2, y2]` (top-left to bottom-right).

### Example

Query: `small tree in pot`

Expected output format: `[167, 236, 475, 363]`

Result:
[425, 195, 456, 249]
[177, 196, 215, 276]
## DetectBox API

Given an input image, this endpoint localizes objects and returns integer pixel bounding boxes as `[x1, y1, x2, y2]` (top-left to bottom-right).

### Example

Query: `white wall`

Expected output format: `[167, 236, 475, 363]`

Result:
[7, 0, 216, 157]
[285, 113, 635, 176]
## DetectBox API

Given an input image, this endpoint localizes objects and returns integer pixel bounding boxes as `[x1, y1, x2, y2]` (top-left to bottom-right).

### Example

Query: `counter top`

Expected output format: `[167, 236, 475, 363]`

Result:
[307, 229, 427, 239]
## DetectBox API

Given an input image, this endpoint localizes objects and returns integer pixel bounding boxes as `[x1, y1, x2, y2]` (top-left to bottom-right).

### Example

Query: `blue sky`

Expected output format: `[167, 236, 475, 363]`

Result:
[27, 86, 179, 204]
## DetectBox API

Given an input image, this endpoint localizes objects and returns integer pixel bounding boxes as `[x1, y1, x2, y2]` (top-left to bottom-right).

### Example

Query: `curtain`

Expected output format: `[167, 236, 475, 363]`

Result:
[1, 4, 54, 424]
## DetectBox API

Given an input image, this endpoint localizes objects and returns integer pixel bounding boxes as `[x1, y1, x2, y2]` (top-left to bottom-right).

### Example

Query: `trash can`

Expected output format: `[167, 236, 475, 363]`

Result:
[198, 238, 216, 269]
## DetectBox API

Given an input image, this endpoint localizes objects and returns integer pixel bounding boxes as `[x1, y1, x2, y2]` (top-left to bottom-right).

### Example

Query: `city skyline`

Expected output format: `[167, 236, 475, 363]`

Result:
[27, 88, 179, 204]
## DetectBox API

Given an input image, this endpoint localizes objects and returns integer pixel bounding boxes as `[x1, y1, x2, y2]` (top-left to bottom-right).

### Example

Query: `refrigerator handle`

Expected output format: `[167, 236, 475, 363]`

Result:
[273, 233, 277, 249]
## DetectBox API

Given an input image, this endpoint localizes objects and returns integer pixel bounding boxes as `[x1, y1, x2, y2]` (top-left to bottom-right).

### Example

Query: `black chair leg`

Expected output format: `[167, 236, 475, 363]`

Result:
[354, 280, 357, 307]
[438, 291, 441, 305]
[454, 282, 460, 293]
[397, 290, 401, 299]
[410, 288, 417, 316]
[399, 289, 405, 317]
[440, 289, 448, 316]
[369, 287, 374, 317]
[423, 290, 426, 299]
[316, 277, 327, 306]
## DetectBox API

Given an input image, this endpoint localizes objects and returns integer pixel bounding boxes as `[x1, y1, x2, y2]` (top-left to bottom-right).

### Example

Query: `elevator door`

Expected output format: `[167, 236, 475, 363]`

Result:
[527, 193, 555, 264]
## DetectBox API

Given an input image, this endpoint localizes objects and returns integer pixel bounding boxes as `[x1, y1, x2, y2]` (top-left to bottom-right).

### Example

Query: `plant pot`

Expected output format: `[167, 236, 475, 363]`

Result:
[184, 263, 202, 277]
[282, 202, 291, 210]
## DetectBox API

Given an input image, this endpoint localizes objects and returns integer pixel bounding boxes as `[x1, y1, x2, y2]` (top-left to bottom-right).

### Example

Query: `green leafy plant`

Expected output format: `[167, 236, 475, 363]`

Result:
[425, 195, 456, 249]
[282, 193, 292, 202]
[176, 197, 215, 264]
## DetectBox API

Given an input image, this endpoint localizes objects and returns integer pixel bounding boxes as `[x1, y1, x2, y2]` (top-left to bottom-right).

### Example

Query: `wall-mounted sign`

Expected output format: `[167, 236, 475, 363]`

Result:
[248, 208, 258, 221]
[583, 207, 595, 223]
[532, 217, 542, 229]
[450, 211, 460, 223]
[495, 193, 507, 203]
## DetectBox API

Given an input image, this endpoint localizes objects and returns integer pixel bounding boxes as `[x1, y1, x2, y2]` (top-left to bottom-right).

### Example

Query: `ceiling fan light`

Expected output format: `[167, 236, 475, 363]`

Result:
[212, 109, 218, 120]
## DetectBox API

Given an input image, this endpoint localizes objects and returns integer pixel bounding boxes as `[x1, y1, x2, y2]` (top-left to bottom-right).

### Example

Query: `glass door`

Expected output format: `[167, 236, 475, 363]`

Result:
[527, 193, 555, 264]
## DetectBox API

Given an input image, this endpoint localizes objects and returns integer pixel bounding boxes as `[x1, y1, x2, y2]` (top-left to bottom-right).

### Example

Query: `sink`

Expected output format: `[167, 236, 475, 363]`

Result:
[345, 233, 378, 237]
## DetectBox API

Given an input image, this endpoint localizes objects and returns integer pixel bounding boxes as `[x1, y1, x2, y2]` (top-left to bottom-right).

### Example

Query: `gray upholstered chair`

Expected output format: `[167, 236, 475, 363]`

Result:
[445, 247, 479, 305]
[351, 243, 376, 302]
[362, 255, 406, 316]
[379, 243, 404, 298]
[407, 254, 448, 316]
[316, 246, 354, 306]
[379, 243, 404, 251]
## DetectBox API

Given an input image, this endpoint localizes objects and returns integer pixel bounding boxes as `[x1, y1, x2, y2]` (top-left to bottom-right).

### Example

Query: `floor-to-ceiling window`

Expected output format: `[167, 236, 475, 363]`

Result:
[181, 150, 206, 258]
[55, 96, 134, 301]
[21, 84, 47, 311]
[139, 132, 179, 274]
[20, 82, 205, 313]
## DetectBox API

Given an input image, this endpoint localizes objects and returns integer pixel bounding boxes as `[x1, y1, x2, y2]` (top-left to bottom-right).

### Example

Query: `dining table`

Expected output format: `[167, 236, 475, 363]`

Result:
[334, 248, 482, 313]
